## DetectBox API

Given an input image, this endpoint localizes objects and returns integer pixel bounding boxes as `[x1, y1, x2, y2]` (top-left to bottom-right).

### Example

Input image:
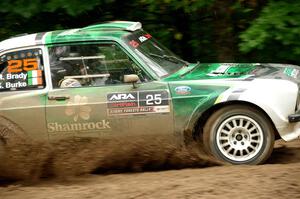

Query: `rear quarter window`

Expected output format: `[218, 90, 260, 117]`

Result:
[0, 48, 46, 92]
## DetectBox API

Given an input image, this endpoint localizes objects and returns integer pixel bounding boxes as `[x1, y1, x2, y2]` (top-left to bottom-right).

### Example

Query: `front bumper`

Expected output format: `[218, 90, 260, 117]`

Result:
[288, 110, 300, 123]
[278, 121, 300, 141]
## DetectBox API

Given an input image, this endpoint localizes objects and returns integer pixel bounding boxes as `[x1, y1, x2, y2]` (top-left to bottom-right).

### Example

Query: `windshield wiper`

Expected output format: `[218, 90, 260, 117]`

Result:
[149, 53, 189, 66]
[168, 55, 190, 66]
[180, 61, 200, 77]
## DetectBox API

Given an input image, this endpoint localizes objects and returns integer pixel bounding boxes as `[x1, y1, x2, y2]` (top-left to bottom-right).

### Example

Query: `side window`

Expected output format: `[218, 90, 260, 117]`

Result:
[0, 49, 45, 91]
[48, 43, 150, 88]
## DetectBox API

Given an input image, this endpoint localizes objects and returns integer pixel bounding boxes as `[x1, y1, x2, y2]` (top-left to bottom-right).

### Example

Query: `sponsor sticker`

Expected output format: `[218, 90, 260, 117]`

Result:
[129, 40, 139, 48]
[47, 120, 111, 133]
[47, 95, 111, 133]
[28, 70, 43, 86]
[107, 90, 170, 115]
[284, 67, 299, 78]
[65, 95, 92, 122]
[128, 33, 152, 48]
[0, 49, 44, 90]
[138, 34, 152, 42]
[175, 86, 191, 95]
[208, 64, 236, 76]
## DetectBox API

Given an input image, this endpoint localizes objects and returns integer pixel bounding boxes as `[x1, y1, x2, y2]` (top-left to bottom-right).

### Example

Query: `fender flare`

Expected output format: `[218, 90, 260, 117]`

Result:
[184, 100, 279, 141]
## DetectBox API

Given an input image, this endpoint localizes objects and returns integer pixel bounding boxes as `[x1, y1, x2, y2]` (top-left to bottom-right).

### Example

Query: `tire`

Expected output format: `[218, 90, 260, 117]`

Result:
[203, 105, 275, 165]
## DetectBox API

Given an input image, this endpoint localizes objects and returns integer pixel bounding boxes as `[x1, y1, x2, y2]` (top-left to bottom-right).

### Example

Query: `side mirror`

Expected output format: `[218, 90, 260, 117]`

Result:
[124, 74, 139, 88]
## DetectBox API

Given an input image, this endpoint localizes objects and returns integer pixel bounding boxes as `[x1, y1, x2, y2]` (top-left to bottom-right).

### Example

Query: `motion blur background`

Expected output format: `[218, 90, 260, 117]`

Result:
[0, 0, 299, 64]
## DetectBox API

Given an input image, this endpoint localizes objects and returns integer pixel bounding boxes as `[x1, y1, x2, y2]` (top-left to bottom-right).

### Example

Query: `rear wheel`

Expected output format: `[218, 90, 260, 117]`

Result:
[203, 105, 274, 165]
[0, 117, 26, 159]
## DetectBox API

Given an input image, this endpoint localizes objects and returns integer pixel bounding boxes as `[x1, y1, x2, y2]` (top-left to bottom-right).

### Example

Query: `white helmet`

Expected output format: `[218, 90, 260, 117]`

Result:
[59, 78, 81, 88]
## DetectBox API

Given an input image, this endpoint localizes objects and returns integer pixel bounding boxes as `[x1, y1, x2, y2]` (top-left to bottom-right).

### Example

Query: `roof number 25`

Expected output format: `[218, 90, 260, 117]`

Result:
[7, 58, 38, 73]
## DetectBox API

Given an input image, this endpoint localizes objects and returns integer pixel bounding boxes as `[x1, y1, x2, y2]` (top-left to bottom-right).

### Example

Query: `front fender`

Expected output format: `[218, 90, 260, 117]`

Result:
[215, 79, 298, 140]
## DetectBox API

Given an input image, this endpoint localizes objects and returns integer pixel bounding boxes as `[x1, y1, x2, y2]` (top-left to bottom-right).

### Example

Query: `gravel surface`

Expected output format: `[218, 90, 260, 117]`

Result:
[0, 137, 299, 199]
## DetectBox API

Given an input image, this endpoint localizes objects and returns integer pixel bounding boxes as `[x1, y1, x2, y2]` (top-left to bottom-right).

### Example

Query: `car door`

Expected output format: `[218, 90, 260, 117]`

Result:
[45, 42, 174, 140]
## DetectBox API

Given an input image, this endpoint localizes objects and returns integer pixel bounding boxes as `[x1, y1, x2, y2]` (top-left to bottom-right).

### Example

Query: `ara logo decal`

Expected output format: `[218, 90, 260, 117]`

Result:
[175, 86, 191, 95]
[108, 93, 136, 101]
[107, 92, 138, 109]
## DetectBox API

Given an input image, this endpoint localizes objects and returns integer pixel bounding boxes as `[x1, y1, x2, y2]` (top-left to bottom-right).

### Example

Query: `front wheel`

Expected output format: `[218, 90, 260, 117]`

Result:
[203, 105, 274, 165]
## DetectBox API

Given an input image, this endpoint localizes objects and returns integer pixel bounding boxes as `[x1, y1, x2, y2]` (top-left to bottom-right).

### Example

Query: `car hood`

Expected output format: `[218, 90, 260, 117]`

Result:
[164, 63, 300, 84]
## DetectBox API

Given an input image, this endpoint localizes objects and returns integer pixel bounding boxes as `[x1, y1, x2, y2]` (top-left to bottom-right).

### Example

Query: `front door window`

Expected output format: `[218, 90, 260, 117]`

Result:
[48, 43, 149, 88]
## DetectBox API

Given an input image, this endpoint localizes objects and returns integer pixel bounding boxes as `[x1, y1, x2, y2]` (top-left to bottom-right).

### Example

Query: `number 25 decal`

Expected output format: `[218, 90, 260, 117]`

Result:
[146, 94, 162, 105]
[8, 58, 38, 73]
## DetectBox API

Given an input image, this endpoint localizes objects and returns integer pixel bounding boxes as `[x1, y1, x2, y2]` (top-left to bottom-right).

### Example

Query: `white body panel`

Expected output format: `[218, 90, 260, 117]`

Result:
[0, 34, 38, 52]
[216, 79, 300, 141]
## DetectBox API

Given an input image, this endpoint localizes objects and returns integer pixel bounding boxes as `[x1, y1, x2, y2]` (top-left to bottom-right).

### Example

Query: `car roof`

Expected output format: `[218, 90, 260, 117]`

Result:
[0, 21, 142, 53]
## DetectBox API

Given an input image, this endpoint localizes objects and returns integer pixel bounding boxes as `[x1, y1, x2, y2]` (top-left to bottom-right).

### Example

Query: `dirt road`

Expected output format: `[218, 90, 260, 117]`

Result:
[0, 138, 299, 199]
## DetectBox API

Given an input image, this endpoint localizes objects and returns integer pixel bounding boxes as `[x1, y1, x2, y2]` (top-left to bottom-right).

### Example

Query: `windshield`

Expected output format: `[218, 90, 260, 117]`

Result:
[124, 31, 189, 77]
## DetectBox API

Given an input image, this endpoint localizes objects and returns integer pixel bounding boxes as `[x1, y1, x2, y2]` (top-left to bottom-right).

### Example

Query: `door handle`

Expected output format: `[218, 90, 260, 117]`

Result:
[48, 95, 70, 101]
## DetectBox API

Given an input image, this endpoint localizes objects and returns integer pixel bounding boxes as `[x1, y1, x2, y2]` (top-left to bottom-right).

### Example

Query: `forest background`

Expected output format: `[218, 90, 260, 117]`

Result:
[0, 0, 299, 64]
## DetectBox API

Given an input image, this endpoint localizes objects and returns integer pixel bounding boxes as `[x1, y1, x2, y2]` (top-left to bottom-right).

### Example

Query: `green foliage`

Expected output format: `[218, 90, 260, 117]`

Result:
[139, 0, 215, 13]
[1, 0, 300, 65]
[239, 1, 300, 63]
[45, 0, 105, 16]
[0, 0, 42, 18]
[0, 0, 107, 17]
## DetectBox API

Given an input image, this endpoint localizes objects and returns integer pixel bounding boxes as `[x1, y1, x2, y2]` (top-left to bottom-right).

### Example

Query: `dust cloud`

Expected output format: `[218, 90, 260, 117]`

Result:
[0, 135, 222, 181]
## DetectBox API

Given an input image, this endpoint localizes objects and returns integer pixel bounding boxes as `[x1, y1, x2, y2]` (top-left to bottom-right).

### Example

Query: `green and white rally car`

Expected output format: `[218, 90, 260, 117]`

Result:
[0, 21, 299, 164]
